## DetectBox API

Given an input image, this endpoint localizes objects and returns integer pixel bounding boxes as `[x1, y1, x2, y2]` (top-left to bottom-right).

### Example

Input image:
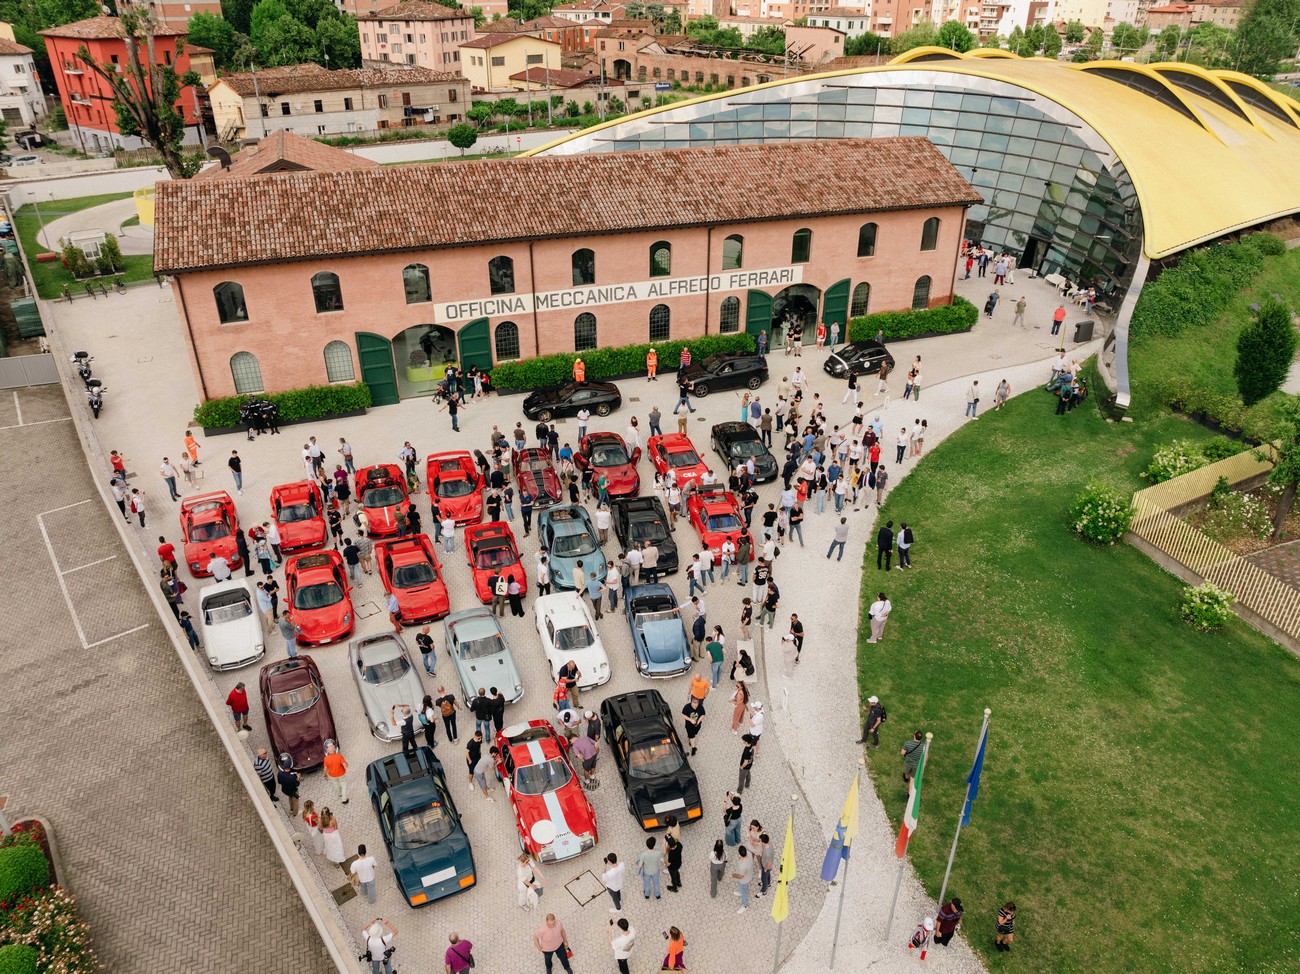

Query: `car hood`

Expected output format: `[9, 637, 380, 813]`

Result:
[598, 464, 639, 494]
[440, 493, 483, 524]
[523, 389, 560, 408]
[360, 670, 426, 739]
[270, 699, 335, 771]
[185, 537, 240, 572]
[515, 780, 595, 861]
[396, 828, 474, 901]
[366, 503, 402, 535]
[296, 599, 353, 642]
[454, 652, 523, 703]
[205, 612, 264, 666]
[544, 644, 611, 687]
[473, 562, 527, 602]
[635, 620, 691, 671]
[396, 581, 449, 620]
[548, 552, 600, 592]
[278, 519, 326, 550]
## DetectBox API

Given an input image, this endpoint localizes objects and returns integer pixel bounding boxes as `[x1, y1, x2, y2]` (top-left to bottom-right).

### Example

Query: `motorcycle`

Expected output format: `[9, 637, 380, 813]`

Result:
[87, 380, 105, 418]
[71, 351, 94, 388]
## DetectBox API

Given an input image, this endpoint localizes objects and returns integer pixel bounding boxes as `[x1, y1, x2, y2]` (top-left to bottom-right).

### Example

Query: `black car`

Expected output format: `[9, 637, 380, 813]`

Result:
[710, 422, 778, 483]
[681, 353, 768, 398]
[601, 689, 702, 831]
[823, 340, 895, 379]
[522, 381, 622, 421]
[611, 496, 679, 575]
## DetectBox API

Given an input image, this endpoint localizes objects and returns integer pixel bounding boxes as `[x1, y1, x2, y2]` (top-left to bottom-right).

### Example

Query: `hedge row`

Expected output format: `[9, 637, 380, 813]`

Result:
[489, 333, 755, 391]
[0, 844, 49, 904]
[192, 382, 372, 429]
[847, 297, 979, 343]
[1149, 377, 1279, 441]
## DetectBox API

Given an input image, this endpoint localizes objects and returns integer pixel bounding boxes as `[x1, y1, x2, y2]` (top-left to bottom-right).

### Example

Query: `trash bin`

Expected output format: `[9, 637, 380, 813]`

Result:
[1072, 320, 1094, 343]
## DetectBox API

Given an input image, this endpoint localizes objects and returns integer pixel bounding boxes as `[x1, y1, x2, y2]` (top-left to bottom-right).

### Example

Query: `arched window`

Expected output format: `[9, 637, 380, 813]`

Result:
[791, 227, 812, 264]
[311, 271, 343, 312]
[230, 351, 263, 394]
[574, 312, 597, 351]
[912, 276, 931, 310]
[851, 282, 871, 318]
[649, 240, 671, 278]
[213, 281, 247, 324]
[649, 304, 671, 342]
[402, 264, 430, 304]
[857, 223, 878, 258]
[488, 255, 516, 295]
[323, 341, 355, 382]
[719, 296, 740, 333]
[572, 248, 596, 286]
[722, 234, 743, 271]
[920, 217, 940, 252]
[495, 321, 521, 361]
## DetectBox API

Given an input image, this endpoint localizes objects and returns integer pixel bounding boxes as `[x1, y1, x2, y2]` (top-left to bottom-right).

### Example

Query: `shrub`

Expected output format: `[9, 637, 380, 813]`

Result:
[191, 382, 371, 429]
[847, 297, 978, 343]
[1235, 298, 1298, 406]
[0, 945, 37, 974]
[1203, 490, 1273, 541]
[1199, 438, 1244, 462]
[1131, 241, 1265, 343]
[100, 234, 123, 271]
[0, 887, 98, 974]
[490, 333, 754, 391]
[1142, 440, 1210, 483]
[1242, 231, 1286, 256]
[0, 844, 50, 904]
[1209, 475, 1233, 508]
[1179, 581, 1235, 631]
[1068, 479, 1134, 544]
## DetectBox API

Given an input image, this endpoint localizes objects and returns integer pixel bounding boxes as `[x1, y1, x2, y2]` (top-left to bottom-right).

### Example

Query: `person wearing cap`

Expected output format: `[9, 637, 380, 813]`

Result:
[277, 754, 302, 816]
[584, 709, 602, 744]
[748, 702, 765, 748]
[858, 696, 886, 748]
[646, 347, 658, 381]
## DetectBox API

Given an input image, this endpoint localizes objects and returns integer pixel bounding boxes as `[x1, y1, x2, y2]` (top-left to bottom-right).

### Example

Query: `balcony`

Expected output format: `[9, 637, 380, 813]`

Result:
[61, 61, 83, 75]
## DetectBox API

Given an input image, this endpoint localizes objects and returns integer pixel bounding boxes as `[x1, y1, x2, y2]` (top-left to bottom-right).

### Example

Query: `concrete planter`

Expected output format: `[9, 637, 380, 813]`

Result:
[201, 407, 368, 438]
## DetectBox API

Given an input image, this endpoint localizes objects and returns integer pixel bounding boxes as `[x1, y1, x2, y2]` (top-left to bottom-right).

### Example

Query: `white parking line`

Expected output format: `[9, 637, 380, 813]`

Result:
[0, 417, 73, 432]
[12, 390, 21, 426]
[62, 554, 117, 575]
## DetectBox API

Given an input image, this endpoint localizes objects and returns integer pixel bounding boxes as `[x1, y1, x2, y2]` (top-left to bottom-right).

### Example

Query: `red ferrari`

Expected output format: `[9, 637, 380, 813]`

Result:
[465, 521, 528, 604]
[647, 434, 711, 488]
[376, 534, 451, 624]
[284, 550, 354, 646]
[270, 481, 327, 553]
[181, 491, 242, 577]
[685, 485, 755, 560]
[512, 447, 563, 508]
[427, 451, 484, 525]
[574, 432, 641, 498]
[355, 464, 411, 537]
[495, 720, 598, 863]
[259, 655, 337, 771]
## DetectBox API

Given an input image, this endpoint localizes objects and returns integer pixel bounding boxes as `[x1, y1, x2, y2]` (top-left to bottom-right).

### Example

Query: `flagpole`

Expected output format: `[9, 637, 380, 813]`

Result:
[827, 760, 864, 969]
[938, 708, 991, 913]
[885, 732, 931, 941]
[770, 795, 797, 974]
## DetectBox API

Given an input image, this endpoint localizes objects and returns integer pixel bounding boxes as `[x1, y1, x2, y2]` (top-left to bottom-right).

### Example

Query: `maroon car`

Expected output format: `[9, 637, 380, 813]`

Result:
[259, 656, 337, 771]
[512, 447, 563, 508]
[575, 432, 641, 498]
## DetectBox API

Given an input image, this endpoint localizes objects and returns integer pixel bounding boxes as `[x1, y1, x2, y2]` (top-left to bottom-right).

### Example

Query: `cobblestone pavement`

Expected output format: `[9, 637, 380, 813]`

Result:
[1246, 538, 1300, 592]
[0, 385, 332, 974]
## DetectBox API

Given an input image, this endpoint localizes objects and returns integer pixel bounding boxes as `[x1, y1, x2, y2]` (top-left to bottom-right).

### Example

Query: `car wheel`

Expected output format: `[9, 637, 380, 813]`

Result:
[537, 409, 553, 422]
[746, 375, 762, 390]
[692, 383, 710, 398]
[595, 403, 612, 417]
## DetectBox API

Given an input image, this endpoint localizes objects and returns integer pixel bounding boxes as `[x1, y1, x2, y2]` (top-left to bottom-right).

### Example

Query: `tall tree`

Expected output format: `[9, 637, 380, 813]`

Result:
[1154, 24, 1182, 59]
[1235, 0, 1299, 77]
[1065, 20, 1085, 43]
[187, 10, 237, 65]
[1110, 22, 1142, 54]
[222, 0, 256, 34]
[1264, 395, 1300, 537]
[1235, 299, 1298, 406]
[747, 25, 786, 55]
[980, 32, 1003, 49]
[844, 31, 889, 56]
[889, 20, 937, 54]
[1042, 26, 1062, 57]
[935, 20, 975, 52]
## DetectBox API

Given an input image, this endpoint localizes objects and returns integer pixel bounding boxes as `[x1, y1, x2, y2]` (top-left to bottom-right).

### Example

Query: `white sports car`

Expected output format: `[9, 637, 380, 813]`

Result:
[197, 578, 265, 670]
[348, 633, 427, 742]
[533, 593, 611, 690]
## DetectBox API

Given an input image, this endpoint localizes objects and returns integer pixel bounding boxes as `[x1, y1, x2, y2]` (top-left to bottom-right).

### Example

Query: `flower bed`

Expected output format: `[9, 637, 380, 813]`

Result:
[1186, 482, 1297, 554]
[0, 822, 98, 973]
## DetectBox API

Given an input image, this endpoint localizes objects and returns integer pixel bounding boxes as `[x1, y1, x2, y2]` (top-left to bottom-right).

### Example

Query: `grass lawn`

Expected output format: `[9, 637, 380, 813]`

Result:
[12, 192, 155, 298]
[861, 368, 1300, 974]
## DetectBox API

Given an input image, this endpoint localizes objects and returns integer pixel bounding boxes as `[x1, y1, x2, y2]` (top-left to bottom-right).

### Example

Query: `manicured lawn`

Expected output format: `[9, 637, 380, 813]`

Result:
[861, 369, 1300, 974]
[12, 192, 156, 298]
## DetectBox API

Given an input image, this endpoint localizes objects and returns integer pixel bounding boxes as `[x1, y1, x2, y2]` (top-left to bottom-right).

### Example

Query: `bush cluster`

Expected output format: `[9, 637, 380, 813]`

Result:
[489, 333, 754, 392]
[1068, 480, 1134, 545]
[0, 886, 98, 974]
[0, 845, 49, 905]
[1157, 379, 1268, 438]
[847, 297, 978, 343]
[1204, 488, 1273, 542]
[1142, 439, 1213, 483]
[0, 945, 37, 974]
[1179, 581, 1235, 632]
[191, 382, 372, 429]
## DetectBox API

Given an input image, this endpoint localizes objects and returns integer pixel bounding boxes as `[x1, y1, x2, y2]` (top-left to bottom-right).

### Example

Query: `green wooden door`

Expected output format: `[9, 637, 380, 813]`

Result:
[355, 332, 399, 406]
[745, 289, 772, 339]
[823, 278, 850, 331]
[457, 317, 493, 372]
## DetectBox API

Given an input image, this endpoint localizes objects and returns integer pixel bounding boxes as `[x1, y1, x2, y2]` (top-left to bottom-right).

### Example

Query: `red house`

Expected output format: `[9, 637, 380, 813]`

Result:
[41, 16, 200, 154]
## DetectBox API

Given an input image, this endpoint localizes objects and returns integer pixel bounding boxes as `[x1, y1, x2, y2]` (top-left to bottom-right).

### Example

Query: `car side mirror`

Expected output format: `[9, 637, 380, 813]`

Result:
[631, 448, 642, 463]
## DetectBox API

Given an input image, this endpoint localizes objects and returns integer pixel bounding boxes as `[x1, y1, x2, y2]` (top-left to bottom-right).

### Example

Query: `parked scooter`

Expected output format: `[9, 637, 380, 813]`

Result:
[71, 351, 94, 388]
[87, 379, 105, 418]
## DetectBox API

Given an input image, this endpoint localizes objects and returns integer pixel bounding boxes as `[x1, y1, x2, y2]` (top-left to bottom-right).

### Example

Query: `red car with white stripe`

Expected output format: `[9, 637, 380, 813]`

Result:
[426, 451, 484, 525]
[646, 434, 711, 489]
[495, 721, 598, 863]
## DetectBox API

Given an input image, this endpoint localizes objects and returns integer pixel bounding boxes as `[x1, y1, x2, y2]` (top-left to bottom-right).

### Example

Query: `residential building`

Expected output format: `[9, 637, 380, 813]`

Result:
[687, 0, 730, 16]
[1145, 0, 1242, 30]
[786, 25, 846, 62]
[597, 30, 810, 85]
[194, 128, 380, 180]
[357, 0, 476, 71]
[459, 34, 563, 92]
[1144, 3, 1193, 29]
[805, 8, 875, 35]
[120, 0, 224, 29]
[550, 0, 628, 25]
[481, 15, 606, 53]
[0, 34, 45, 128]
[977, 0, 1051, 37]
[867, 0, 936, 37]
[1050, 0, 1113, 28]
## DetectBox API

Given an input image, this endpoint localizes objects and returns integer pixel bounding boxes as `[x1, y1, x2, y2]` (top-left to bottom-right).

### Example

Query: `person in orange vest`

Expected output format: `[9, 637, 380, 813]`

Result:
[646, 347, 658, 382]
[574, 357, 586, 383]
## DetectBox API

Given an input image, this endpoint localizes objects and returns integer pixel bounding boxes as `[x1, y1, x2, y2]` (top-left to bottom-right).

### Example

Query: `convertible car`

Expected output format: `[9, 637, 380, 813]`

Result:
[260, 655, 337, 771]
[624, 584, 691, 679]
[197, 578, 264, 671]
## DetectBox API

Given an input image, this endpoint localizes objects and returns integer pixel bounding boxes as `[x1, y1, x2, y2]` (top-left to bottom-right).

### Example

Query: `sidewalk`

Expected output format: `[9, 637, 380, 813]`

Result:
[38, 196, 153, 256]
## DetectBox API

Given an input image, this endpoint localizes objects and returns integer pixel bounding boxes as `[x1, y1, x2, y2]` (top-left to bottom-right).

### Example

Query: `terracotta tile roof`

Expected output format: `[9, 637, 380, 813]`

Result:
[461, 32, 562, 49]
[480, 17, 525, 31]
[218, 63, 462, 97]
[357, 0, 473, 20]
[40, 15, 186, 39]
[509, 67, 616, 86]
[0, 38, 34, 56]
[553, 0, 624, 9]
[155, 138, 981, 274]
[524, 15, 588, 28]
[192, 130, 380, 181]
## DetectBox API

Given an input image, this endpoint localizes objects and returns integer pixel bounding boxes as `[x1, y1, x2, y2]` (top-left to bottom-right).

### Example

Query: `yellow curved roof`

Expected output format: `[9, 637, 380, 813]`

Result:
[530, 52, 1300, 260]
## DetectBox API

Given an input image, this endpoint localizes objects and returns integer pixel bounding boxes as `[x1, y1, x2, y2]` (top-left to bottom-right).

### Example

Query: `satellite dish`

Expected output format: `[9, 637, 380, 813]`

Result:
[207, 146, 232, 169]
[530, 820, 557, 847]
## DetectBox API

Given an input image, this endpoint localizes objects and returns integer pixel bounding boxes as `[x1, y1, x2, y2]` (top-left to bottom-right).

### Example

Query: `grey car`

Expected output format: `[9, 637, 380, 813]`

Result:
[349, 633, 427, 742]
[444, 607, 524, 703]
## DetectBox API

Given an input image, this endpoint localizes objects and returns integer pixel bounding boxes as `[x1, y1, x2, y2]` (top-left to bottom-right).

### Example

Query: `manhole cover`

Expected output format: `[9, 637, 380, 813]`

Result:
[565, 869, 607, 907]
[137, 356, 152, 363]
[355, 601, 382, 619]
[628, 396, 641, 403]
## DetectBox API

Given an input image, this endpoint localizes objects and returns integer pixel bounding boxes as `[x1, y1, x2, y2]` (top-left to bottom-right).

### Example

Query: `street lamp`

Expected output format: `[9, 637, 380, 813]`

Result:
[29, 189, 49, 247]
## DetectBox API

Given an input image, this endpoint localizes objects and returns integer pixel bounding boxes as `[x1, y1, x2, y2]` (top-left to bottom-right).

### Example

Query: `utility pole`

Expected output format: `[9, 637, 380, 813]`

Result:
[251, 63, 266, 138]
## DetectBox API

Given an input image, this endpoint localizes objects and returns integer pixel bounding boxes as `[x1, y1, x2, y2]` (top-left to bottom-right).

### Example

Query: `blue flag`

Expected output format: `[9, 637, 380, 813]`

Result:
[961, 721, 988, 827]
[820, 775, 859, 881]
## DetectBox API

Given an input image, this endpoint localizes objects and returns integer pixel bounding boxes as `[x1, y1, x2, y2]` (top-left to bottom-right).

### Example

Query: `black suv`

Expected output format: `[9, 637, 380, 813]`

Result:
[681, 353, 768, 398]
[610, 496, 679, 575]
[601, 689, 702, 831]
[823, 340, 895, 379]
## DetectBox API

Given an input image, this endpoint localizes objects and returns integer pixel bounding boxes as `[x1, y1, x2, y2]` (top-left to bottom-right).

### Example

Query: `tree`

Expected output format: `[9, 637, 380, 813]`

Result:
[1264, 394, 1300, 538]
[663, 8, 681, 33]
[33, 0, 100, 26]
[606, 95, 624, 114]
[980, 32, 1002, 49]
[1042, 26, 1062, 58]
[1154, 24, 1181, 59]
[844, 31, 889, 56]
[1065, 20, 1085, 43]
[188, 11, 237, 65]
[1086, 26, 1104, 58]
[1235, 299, 1298, 406]
[564, 99, 580, 117]
[466, 103, 495, 126]
[935, 20, 975, 52]
[447, 121, 477, 155]
[1019, 24, 1045, 55]
[890, 20, 937, 54]
[1185, 21, 1234, 68]
[747, 25, 786, 55]
[1235, 0, 1300, 78]
[316, 15, 361, 68]
[1110, 22, 1142, 55]
[222, 0, 256, 34]
[77, 11, 202, 179]
[1006, 25, 1024, 52]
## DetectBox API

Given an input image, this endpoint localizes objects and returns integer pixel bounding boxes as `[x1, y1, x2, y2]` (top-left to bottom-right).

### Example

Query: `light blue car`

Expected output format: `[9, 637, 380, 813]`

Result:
[624, 583, 691, 679]
[539, 504, 603, 593]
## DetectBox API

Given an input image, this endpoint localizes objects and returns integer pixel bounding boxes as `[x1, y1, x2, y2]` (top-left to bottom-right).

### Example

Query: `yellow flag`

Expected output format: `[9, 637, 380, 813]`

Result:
[771, 812, 796, 923]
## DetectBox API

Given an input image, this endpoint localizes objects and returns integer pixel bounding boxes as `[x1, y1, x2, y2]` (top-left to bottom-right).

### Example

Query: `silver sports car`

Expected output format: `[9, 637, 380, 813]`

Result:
[444, 607, 524, 704]
[349, 632, 427, 742]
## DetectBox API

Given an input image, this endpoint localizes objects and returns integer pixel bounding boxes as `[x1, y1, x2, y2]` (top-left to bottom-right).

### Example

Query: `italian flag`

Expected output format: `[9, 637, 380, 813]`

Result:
[894, 742, 927, 858]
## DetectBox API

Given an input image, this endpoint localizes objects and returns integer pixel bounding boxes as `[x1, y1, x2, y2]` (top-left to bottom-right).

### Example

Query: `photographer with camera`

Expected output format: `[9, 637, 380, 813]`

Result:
[360, 918, 397, 974]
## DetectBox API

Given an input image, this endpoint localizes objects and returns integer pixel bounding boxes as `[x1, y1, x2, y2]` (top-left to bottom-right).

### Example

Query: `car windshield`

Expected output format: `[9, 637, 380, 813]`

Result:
[394, 802, 454, 848]
[628, 518, 667, 542]
[843, 345, 872, 363]
[551, 530, 596, 558]
[591, 444, 629, 466]
[457, 630, 506, 661]
[364, 487, 405, 508]
[278, 502, 317, 523]
[394, 561, 437, 587]
[474, 542, 515, 570]
[438, 478, 475, 498]
[628, 738, 685, 779]
[700, 355, 729, 373]
[635, 606, 678, 625]
[667, 449, 701, 468]
[520, 457, 550, 473]
[706, 512, 741, 532]
[728, 439, 767, 457]
[295, 581, 343, 610]
[554, 625, 594, 651]
[203, 589, 251, 625]
[190, 518, 231, 542]
[514, 757, 573, 796]
[269, 681, 320, 715]
[361, 653, 410, 684]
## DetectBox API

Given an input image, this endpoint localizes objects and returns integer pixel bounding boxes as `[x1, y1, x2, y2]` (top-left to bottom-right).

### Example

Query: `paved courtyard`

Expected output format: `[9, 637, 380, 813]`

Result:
[37, 250, 1098, 973]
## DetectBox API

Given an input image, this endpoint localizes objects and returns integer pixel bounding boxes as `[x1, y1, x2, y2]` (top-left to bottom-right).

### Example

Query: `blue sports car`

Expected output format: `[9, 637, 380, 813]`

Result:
[624, 583, 691, 678]
[539, 504, 603, 593]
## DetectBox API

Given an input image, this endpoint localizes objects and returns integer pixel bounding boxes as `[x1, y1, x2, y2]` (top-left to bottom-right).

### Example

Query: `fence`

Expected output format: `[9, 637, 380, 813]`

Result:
[1129, 445, 1300, 642]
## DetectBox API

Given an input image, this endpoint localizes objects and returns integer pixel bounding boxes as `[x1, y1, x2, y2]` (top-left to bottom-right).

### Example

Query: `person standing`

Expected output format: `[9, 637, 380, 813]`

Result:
[874, 465, 889, 507]
[1012, 296, 1026, 328]
[436, 687, 460, 741]
[536, 553, 552, 595]
[226, 681, 252, 732]
[935, 898, 964, 946]
[737, 733, 755, 794]
[966, 381, 980, 418]
[602, 853, 625, 912]
[465, 730, 484, 786]
[228, 450, 244, 494]
[159, 458, 180, 501]
[789, 613, 804, 661]
[1052, 303, 1067, 335]
[533, 914, 573, 974]
[995, 377, 1011, 411]
[445, 933, 474, 974]
[129, 488, 148, 527]
[708, 840, 727, 898]
[681, 695, 705, 756]
[995, 902, 1016, 952]
[723, 793, 744, 845]
[826, 516, 849, 562]
[279, 612, 300, 659]
[898, 522, 914, 568]
[253, 747, 279, 802]
[471, 689, 493, 740]
[757, 832, 775, 897]
[858, 695, 886, 748]
[323, 739, 349, 804]
[866, 592, 891, 644]
[350, 844, 378, 904]
[489, 686, 507, 734]
[876, 520, 894, 571]
[732, 845, 753, 913]
[648, 405, 662, 437]
[441, 515, 456, 554]
[235, 528, 253, 577]
[276, 756, 301, 815]
[901, 730, 925, 782]
[665, 833, 684, 892]
[608, 918, 636, 974]
[637, 837, 663, 900]
[706, 632, 725, 688]
[184, 429, 202, 466]
[520, 487, 534, 536]
[673, 373, 695, 414]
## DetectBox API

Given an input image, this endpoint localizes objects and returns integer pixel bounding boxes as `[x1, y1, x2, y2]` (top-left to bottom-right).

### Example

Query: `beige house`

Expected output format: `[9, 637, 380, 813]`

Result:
[357, 0, 477, 71]
[458, 34, 563, 93]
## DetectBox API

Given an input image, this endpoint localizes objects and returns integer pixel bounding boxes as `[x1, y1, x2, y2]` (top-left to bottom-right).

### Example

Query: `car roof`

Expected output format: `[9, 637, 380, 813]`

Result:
[586, 432, 622, 445]
[604, 689, 669, 723]
[267, 659, 318, 690]
[714, 422, 759, 437]
[613, 496, 661, 513]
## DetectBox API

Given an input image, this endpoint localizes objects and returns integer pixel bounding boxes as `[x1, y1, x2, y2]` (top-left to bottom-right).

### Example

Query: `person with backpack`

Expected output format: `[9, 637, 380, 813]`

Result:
[857, 695, 886, 748]
[435, 686, 460, 742]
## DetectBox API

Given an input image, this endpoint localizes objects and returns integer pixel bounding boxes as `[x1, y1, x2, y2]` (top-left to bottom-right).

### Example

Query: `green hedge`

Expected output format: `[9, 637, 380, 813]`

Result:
[847, 296, 978, 343]
[0, 945, 38, 974]
[0, 844, 50, 903]
[192, 382, 372, 429]
[490, 333, 755, 392]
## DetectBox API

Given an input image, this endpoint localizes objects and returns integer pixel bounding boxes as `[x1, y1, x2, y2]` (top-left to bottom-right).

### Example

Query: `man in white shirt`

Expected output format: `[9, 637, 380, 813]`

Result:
[576, 407, 591, 440]
[867, 591, 892, 643]
[159, 458, 180, 501]
[719, 538, 735, 579]
[790, 367, 806, 398]
[208, 554, 232, 581]
[699, 546, 715, 584]
[441, 516, 456, 553]
[350, 844, 379, 904]
[608, 917, 636, 973]
[700, 468, 716, 487]
[536, 554, 552, 594]
[594, 506, 612, 544]
[625, 544, 643, 583]
[641, 542, 659, 583]
[264, 521, 283, 561]
[604, 561, 621, 611]
[362, 917, 396, 974]
[602, 853, 625, 912]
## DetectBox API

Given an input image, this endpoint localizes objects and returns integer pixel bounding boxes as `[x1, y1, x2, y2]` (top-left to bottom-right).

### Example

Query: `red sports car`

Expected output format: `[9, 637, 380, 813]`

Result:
[495, 720, 598, 863]
[181, 491, 242, 577]
[270, 481, 327, 553]
[376, 534, 451, 624]
[465, 521, 528, 604]
[685, 485, 755, 560]
[259, 655, 338, 771]
[574, 432, 641, 498]
[512, 447, 563, 509]
[647, 434, 711, 489]
[355, 464, 411, 537]
[427, 451, 484, 525]
[284, 550, 354, 646]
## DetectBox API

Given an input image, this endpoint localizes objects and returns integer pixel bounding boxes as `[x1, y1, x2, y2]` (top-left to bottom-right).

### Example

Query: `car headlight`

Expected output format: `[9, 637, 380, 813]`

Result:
[343, 613, 351, 624]
[578, 832, 595, 851]
[209, 655, 219, 665]
[514, 683, 523, 694]
[639, 661, 649, 671]
[190, 562, 201, 571]
[376, 721, 389, 735]
[254, 643, 264, 653]
[599, 662, 609, 674]
[538, 844, 558, 863]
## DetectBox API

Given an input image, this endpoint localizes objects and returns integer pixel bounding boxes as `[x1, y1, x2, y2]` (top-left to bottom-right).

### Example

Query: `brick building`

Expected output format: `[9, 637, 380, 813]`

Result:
[120, 0, 223, 28]
[357, 0, 476, 71]
[153, 137, 979, 405]
[596, 30, 809, 86]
